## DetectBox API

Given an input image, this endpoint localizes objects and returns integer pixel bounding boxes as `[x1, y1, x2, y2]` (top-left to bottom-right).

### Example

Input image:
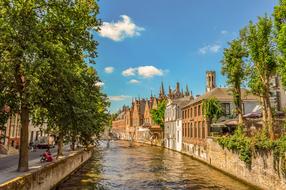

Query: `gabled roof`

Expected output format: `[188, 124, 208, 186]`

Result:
[171, 96, 192, 108]
[183, 88, 259, 108]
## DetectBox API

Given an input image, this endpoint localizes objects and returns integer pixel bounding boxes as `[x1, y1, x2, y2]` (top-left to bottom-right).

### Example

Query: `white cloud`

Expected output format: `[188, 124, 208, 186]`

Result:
[99, 15, 145, 41]
[109, 95, 131, 101]
[129, 79, 140, 84]
[221, 30, 228, 35]
[209, 44, 221, 53]
[199, 46, 208, 54]
[122, 66, 164, 78]
[104, 66, 114, 74]
[95, 81, 104, 87]
[137, 66, 163, 78]
[199, 44, 221, 54]
[122, 67, 136, 77]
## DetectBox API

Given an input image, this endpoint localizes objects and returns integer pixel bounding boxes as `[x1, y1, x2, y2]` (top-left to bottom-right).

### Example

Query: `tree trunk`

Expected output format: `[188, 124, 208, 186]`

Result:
[264, 78, 274, 140]
[261, 96, 267, 128]
[57, 132, 64, 158]
[236, 87, 244, 125]
[265, 93, 274, 140]
[18, 105, 30, 172]
[15, 63, 30, 172]
[71, 134, 76, 151]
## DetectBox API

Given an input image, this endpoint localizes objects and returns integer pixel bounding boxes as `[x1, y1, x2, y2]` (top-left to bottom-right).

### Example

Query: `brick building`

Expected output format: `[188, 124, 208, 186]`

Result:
[112, 82, 191, 142]
[181, 71, 259, 148]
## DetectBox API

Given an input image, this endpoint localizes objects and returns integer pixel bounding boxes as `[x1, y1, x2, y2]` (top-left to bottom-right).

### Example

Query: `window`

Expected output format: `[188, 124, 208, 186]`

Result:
[185, 124, 187, 137]
[222, 103, 231, 115]
[198, 122, 201, 138]
[194, 122, 197, 138]
[194, 106, 197, 117]
[187, 109, 189, 118]
[187, 123, 190, 137]
[198, 105, 201, 116]
[189, 123, 192, 138]
[182, 123, 185, 137]
[190, 123, 194, 137]
[190, 108, 193, 118]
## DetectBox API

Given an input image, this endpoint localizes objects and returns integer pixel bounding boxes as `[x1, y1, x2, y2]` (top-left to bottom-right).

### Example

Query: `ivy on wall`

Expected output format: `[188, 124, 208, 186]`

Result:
[217, 126, 286, 175]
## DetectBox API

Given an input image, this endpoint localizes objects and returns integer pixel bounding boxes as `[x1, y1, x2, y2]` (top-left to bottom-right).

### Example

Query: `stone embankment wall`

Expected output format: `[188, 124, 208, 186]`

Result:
[0, 148, 93, 190]
[181, 138, 286, 190]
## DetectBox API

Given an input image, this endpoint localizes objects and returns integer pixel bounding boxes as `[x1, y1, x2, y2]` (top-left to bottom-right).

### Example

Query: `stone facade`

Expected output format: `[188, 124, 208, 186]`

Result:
[164, 97, 190, 151]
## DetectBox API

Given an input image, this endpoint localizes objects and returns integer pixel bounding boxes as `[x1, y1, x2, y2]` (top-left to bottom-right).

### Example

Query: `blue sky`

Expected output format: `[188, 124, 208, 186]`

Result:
[93, 0, 278, 113]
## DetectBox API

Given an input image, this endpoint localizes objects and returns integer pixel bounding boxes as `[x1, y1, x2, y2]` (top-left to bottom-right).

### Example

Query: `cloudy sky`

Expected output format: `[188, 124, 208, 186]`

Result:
[93, 0, 278, 113]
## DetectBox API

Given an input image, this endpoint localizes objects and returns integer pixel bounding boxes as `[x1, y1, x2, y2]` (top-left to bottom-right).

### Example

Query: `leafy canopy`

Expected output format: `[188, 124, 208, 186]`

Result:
[202, 97, 223, 122]
[150, 100, 166, 129]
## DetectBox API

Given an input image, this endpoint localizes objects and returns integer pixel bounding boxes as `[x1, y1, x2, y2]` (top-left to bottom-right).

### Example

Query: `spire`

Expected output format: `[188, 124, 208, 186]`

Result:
[168, 85, 172, 97]
[185, 84, 190, 96]
[159, 82, 165, 98]
[176, 82, 180, 93]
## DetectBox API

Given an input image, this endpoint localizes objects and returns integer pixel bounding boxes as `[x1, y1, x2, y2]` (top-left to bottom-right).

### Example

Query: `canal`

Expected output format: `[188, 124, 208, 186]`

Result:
[57, 141, 255, 190]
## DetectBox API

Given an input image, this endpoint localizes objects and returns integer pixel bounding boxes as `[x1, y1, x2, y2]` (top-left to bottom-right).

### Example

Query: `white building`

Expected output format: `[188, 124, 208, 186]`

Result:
[164, 97, 190, 151]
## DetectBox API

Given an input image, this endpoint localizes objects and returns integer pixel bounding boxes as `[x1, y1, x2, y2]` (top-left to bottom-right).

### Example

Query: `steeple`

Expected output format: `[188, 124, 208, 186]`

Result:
[168, 85, 172, 97]
[159, 82, 165, 99]
[185, 84, 190, 96]
[176, 82, 180, 93]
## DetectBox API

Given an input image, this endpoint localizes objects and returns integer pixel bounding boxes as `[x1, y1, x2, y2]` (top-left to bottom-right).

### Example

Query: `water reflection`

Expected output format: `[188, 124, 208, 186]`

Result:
[57, 141, 255, 190]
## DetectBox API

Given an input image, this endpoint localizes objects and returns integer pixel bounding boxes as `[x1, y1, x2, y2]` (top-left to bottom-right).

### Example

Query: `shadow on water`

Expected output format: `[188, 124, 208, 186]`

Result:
[57, 141, 256, 190]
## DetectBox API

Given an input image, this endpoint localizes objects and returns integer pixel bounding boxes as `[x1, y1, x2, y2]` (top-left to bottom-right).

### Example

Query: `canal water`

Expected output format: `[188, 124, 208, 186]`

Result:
[57, 141, 255, 190]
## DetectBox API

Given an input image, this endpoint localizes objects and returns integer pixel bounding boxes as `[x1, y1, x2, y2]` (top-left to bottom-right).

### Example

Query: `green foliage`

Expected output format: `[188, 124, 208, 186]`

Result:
[218, 126, 286, 172]
[150, 100, 166, 129]
[0, 0, 108, 169]
[241, 15, 277, 140]
[218, 127, 252, 166]
[242, 16, 277, 96]
[221, 38, 248, 122]
[221, 39, 249, 87]
[274, 0, 286, 87]
[252, 128, 273, 151]
[202, 97, 223, 122]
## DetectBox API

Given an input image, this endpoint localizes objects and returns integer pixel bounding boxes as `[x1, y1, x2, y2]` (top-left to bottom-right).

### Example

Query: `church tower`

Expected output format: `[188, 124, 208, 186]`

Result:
[206, 71, 216, 92]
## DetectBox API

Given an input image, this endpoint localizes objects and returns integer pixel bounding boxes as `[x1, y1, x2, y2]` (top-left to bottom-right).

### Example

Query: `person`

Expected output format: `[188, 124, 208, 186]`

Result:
[43, 148, 53, 162]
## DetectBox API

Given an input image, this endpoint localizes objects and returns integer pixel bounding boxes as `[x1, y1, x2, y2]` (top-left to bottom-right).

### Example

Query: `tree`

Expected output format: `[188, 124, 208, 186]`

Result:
[150, 100, 166, 129]
[274, 0, 286, 87]
[150, 100, 166, 143]
[242, 16, 277, 140]
[202, 97, 223, 133]
[221, 39, 248, 125]
[0, 0, 101, 171]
